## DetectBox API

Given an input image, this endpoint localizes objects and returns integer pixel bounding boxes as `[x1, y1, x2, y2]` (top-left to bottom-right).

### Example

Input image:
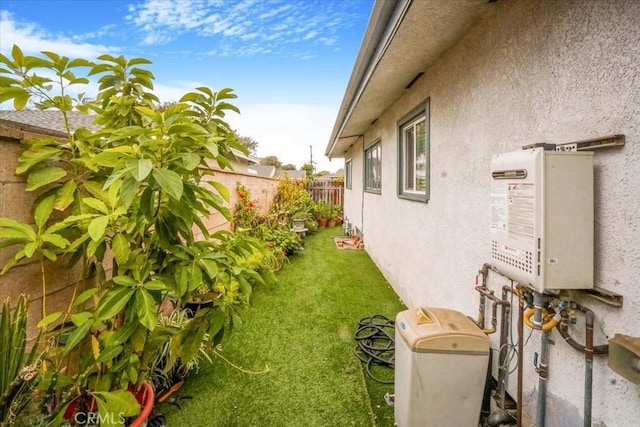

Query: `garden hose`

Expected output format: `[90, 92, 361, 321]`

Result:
[353, 314, 396, 384]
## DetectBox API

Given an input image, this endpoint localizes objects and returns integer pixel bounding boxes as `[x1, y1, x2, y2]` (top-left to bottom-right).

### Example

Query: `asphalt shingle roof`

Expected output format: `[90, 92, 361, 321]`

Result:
[0, 110, 99, 134]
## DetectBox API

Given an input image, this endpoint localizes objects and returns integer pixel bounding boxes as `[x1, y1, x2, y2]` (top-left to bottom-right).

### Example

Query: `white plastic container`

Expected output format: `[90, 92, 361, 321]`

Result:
[394, 307, 490, 427]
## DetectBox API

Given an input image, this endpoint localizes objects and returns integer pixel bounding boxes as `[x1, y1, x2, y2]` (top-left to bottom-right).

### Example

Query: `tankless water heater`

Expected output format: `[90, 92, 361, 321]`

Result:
[490, 147, 594, 292]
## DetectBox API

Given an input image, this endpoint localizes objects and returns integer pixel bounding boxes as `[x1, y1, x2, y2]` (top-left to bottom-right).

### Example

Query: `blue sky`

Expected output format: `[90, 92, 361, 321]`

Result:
[0, 0, 373, 172]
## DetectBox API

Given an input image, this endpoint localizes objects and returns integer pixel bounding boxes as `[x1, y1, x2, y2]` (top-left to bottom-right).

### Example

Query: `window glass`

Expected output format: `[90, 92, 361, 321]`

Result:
[364, 142, 381, 193]
[398, 100, 429, 201]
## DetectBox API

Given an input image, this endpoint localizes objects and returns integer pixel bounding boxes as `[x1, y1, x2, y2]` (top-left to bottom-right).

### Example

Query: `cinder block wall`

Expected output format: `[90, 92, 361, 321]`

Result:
[0, 126, 277, 337]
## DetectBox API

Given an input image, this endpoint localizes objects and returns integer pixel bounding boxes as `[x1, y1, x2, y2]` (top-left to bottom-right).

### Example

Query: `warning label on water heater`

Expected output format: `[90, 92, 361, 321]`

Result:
[491, 182, 535, 240]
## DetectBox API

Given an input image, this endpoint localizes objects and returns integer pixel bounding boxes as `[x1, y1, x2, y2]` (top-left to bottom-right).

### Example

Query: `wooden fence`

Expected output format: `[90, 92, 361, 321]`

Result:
[307, 179, 344, 208]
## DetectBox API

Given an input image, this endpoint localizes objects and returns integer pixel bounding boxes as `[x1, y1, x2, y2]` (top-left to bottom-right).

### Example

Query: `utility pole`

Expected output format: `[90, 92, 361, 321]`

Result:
[309, 145, 315, 173]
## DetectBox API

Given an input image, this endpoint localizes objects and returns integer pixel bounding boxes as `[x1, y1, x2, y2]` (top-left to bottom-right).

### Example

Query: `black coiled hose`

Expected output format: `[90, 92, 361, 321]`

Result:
[353, 314, 395, 384]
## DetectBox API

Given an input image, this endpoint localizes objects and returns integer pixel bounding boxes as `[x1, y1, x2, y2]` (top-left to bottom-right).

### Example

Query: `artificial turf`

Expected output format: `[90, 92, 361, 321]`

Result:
[159, 227, 406, 426]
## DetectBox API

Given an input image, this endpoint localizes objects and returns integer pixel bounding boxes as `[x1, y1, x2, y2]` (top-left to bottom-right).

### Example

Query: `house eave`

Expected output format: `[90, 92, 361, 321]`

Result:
[325, 0, 494, 158]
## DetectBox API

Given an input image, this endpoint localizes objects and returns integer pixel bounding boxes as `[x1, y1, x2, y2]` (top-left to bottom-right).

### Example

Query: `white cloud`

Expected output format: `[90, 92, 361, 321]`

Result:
[227, 103, 343, 172]
[0, 11, 118, 58]
[125, 0, 361, 57]
[303, 31, 318, 41]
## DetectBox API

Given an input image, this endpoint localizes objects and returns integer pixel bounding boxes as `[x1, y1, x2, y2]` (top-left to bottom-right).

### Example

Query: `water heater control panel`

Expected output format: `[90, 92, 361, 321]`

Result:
[490, 147, 594, 292]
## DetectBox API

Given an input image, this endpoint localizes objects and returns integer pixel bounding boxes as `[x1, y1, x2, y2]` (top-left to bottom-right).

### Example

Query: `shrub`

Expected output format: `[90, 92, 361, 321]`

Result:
[0, 45, 270, 423]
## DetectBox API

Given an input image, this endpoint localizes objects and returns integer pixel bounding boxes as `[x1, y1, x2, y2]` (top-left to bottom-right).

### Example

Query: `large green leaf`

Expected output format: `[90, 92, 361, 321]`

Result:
[15, 146, 62, 174]
[92, 390, 141, 427]
[95, 286, 135, 321]
[134, 289, 157, 331]
[207, 309, 226, 337]
[95, 345, 123, 363]
[40, 232, 70, 248]
[120, 176, 140, 208]
[168, 123, 207, 135]
[36, 311, 62, 328]
[63, 318, 92, 354]
[111, 234, 130, 265]
[112, 275, 138, 287]
[189, 263, 203, 292]
[88, 215, 109, 241]
[152, 168, 183, 200]
[83, 197, 109, 214]
[26, 167, 67, 191]
[175, 266, 189, 298]
[70, 311, 92, 327]
[126, 158, 153, 181]
[34, 195, 55, 230]
[0, 218, 36, 241]
[199, 259, 218, 280]
[208, 180, 230, 202]
[73, 288, 99, 306]
[110, 126, 146, 142]
[182, 153, 201, 170]
[54, 180, 77, 210]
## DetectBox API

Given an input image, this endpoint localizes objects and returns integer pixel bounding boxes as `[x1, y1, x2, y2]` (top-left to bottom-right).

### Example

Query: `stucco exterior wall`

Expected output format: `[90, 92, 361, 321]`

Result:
[344, 1, 640, 426]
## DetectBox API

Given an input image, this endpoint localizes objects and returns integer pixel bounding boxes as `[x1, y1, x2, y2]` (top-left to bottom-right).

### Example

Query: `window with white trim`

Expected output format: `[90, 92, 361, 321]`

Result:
[364, 141, 381, 193]
[398, 100, 429, 201]
[345, 159, 352, 189]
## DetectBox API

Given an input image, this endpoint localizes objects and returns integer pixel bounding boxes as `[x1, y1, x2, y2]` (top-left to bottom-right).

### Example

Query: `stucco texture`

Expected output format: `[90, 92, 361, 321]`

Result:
[344, 0, 640, 426]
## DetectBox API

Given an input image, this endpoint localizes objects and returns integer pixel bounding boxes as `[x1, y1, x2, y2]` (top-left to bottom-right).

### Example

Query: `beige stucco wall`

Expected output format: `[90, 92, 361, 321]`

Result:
[344, 1, 640, 426]
[0, 131, 276, 338]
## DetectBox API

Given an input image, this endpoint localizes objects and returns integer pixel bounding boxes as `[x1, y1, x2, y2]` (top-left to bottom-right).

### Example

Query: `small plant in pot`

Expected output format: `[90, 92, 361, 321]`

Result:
[314, 201, 332, 229]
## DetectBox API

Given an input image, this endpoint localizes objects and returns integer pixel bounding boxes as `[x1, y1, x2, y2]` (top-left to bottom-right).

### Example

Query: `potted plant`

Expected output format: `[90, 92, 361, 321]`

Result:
[314, 201, 332, 228]
[0, 45, 271, 425]
[327, 206, 338, 228]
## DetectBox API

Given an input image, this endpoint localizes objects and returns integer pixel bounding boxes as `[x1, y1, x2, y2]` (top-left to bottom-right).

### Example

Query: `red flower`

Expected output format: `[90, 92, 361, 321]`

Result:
[248, 202, 254, 208]
[238, 193, 245, 199]
[266, 242, 274, 248]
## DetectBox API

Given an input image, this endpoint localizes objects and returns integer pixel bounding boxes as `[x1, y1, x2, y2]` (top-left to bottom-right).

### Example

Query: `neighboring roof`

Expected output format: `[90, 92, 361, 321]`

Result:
[230, 147, 260, 165]
[326, 0, 494, 158]
[0, 111, 260, 164]
[249, 165, 277, 178]
[274, 170, 306, 179]
[315, 168, 345, 181]
[0, 110, 99, 136]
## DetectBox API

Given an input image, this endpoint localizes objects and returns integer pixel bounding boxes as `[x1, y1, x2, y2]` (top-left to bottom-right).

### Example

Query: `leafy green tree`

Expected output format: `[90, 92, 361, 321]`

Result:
[281, 163, 297, 171]
[236, 134, 259, 156]
[260, 155, 282, 168]
[0, 45, 268, 424]
[301, 162, 315, 177]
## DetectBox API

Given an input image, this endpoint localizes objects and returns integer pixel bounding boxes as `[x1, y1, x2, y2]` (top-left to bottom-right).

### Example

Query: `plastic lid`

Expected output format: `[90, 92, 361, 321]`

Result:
[396, 307, 489, 353]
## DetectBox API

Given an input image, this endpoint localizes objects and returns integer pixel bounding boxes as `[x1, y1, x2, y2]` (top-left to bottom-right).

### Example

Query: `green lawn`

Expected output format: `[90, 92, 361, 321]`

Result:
[159, 227, 406, 426]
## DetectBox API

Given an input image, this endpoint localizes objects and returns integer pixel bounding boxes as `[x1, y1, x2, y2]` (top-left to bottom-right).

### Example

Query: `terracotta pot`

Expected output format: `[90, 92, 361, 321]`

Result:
[327, 219, 337, 227]
[317, 218, 327, 228]
[129, 381, 155, 427]
[61, 381, 154, 426]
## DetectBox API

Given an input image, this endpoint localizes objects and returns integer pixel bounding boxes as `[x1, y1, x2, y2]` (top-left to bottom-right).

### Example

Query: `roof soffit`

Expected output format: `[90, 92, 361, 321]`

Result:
[328, 0, 493, 157]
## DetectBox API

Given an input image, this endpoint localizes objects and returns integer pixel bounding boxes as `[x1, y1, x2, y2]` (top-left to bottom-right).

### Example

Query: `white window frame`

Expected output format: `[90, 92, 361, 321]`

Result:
[345, 159, 352, 189]
[364, 141, 381, 194]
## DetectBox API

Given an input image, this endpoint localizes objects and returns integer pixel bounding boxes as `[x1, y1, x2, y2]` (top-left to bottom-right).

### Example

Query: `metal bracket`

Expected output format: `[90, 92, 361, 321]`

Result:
[555, 135, 625, 152]
[582, 286, 623, 307]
